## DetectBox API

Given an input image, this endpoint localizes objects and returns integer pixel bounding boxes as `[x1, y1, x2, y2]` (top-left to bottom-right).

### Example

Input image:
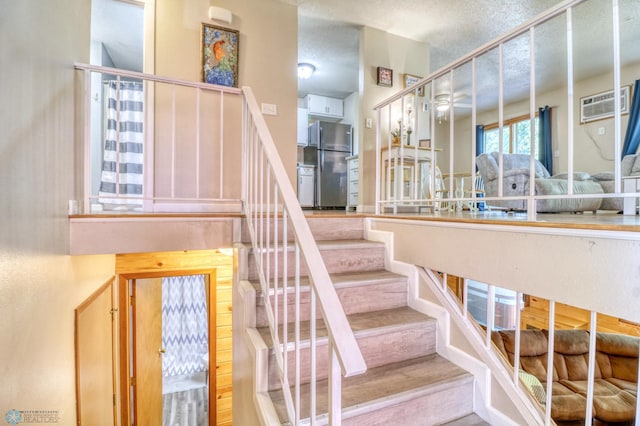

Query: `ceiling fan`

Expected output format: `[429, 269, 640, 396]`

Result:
[432, 93, 472, 111]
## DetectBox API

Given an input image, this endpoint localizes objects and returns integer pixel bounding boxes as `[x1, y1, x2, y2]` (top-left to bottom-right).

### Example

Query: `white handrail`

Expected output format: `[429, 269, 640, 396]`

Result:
[242, 86, 366, 424]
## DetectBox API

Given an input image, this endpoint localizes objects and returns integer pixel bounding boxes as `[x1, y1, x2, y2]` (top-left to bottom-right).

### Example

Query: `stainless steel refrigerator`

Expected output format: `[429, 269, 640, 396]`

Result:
[303, 121, 352, 208]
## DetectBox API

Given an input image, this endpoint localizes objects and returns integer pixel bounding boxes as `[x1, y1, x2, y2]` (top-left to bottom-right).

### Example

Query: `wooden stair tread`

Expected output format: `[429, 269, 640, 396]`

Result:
[251, 269, 407, 294]
[250, 238, 384, 253]
[269, 354, 473, 423]
[441, 413, 490, 426]
[258, 306, 434, 348]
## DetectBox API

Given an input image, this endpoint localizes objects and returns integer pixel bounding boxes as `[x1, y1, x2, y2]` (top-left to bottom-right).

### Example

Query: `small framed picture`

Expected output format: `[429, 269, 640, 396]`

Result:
[419, 139, 432, 149]
[201, 23, 239, 87]
[377, 66, 393, 87]
[404, 73, 424, 96]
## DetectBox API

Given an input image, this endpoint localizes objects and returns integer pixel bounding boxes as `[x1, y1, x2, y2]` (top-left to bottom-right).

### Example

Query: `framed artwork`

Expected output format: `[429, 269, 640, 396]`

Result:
[201, 23, 239, 87]
[419, 139, 432, 149]
[377, 66, 393, 87]
[404, 73, 424, 96]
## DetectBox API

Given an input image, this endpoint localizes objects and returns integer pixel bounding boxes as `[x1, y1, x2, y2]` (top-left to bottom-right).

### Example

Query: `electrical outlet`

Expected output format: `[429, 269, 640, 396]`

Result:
[365, 118, 373, 128]
[598, 127, 605, 135]
[261, 103, 277, 116]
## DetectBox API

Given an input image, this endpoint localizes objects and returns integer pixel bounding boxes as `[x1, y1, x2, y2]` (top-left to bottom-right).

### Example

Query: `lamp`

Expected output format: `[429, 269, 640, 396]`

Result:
[209, 6, 232, 24]
[297, 63, 316, 80]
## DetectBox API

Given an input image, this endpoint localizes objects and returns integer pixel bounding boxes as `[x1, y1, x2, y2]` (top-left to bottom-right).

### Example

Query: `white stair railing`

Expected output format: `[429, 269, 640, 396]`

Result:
[374, 0, 638, 220]
[423, 267, 640, 426]
[242, 86, 366, 425]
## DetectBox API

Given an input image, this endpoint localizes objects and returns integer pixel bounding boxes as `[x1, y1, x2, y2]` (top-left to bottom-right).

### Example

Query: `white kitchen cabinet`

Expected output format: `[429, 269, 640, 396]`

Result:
[297, 107, 309, 146]
[305, 94, 344, 119]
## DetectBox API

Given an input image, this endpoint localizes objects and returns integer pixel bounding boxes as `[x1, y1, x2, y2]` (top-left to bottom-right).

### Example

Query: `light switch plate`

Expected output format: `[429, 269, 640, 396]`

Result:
[365, 118, 373, 128]
[261, 103, 277, 116]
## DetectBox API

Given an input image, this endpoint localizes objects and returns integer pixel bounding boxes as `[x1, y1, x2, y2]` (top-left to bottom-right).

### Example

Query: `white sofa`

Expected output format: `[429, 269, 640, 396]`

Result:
[590, 154, 640, 211]
[476, 152, 604, 213]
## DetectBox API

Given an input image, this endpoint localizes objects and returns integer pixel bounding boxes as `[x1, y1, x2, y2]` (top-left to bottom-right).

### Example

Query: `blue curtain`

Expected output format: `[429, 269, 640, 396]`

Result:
[476, 125, 485, 157]
[538, 106, 553, 173]
[622, 79, 640, 157]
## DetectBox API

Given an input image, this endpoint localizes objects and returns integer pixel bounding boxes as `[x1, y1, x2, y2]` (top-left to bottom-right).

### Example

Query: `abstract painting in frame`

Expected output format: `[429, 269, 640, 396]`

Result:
[201, 23, 239, 87]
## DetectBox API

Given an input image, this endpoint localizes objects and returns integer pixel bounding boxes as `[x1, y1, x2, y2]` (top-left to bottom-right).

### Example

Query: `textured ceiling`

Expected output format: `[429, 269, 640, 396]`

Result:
[92, 0, 640, 106]
[296, 0, 640, 103]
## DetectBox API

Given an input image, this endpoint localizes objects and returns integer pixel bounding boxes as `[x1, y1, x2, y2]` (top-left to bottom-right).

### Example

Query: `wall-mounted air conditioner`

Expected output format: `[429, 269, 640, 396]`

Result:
[580, 85, 631, 124]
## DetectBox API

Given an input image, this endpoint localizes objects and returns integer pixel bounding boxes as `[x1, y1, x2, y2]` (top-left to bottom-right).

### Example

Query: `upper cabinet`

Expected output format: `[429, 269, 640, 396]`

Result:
[304, 94, 344, 120]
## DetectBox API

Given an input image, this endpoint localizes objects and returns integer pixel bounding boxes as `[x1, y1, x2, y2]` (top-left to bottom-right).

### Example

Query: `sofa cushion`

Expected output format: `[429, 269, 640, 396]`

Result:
[597, 333, 640, 382]
[559, 378, 638, 422]
[499, 330, 553, 381]
[591, 171, 615, 181]
[606, 378, 637, 394]
[591, 391, 637, 423]
[550, 330, 600, 381]
[534, 179, 603, 212]
[631, 155, 640, 174]
[544, 382, 590, 421]
[490, 152, 551, 179]
[551, 172, 592, 181]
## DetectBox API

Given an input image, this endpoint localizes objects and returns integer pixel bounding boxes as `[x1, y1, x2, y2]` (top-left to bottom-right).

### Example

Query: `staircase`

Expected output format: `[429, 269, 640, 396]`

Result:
[244, 215, 488, 425]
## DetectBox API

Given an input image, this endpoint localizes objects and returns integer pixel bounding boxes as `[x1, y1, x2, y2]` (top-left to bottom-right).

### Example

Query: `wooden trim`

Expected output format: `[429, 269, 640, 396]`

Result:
[207, 271, 217, 426]
[119, 267, 219, 425]
[119, 277, 132, 426]
[75, 277, 116, 426]
[75, 277, 116, 313]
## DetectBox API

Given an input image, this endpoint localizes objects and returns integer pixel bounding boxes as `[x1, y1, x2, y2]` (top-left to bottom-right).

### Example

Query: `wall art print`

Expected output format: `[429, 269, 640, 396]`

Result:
[201, 23, 239, 87]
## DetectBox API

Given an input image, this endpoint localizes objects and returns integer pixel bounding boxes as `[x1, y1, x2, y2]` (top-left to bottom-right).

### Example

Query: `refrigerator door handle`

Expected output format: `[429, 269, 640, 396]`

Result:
[319, 150, 324, 172]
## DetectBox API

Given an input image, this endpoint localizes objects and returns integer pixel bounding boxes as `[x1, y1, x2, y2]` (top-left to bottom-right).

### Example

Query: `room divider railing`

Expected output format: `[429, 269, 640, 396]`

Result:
[374, 0, 638, 221]
[242, 86, 366, 425]
[75, 63, 243, 213]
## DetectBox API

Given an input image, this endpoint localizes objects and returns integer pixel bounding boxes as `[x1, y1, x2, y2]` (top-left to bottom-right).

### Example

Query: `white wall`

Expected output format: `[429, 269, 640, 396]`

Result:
[0, 1, 116, 422]
[358, 26, 430, 211]
[155, 0, 299, 189]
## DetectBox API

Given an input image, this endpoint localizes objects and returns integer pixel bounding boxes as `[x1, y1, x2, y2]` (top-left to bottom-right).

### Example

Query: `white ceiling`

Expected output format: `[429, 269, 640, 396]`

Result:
[295, 0, 640, 104]
[92, 0, 640, 106]
[91, 0, 144, 72]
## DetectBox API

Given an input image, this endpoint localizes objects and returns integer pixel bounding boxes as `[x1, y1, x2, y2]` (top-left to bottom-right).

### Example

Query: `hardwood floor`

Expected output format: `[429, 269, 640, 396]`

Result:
[305, 209, 640, 232]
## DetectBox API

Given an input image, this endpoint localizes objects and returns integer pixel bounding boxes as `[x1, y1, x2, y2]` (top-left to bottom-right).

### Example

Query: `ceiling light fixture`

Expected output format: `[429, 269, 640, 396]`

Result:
[435, 94, 451, 112]
[297, 63, 316, 80]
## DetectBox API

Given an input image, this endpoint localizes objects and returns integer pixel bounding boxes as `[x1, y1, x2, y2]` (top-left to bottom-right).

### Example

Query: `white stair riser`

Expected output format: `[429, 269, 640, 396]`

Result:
[341, 380, 474, 426]
[242, 218, 364, 243]
[255, 281, 408, 328]
[267, 324, 436, 390]
[247, 246, 385, 280]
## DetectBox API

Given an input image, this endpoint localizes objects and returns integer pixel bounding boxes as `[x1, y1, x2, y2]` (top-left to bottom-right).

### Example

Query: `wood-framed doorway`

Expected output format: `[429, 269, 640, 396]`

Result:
[115, 249, 234, 426]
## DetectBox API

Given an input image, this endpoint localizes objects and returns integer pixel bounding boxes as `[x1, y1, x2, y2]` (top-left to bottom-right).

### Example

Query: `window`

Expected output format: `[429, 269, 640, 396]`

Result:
[484, 114, 540, 157]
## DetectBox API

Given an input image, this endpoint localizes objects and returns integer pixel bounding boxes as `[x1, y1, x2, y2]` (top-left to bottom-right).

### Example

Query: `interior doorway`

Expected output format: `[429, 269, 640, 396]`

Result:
[116, 249, 234, 426]
[127, 272, 216, 426]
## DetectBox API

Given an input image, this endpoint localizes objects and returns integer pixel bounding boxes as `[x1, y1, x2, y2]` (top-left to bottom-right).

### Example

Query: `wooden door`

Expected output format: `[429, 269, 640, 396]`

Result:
[75, 279, 116, 426]
[132, 278, 163, 425]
